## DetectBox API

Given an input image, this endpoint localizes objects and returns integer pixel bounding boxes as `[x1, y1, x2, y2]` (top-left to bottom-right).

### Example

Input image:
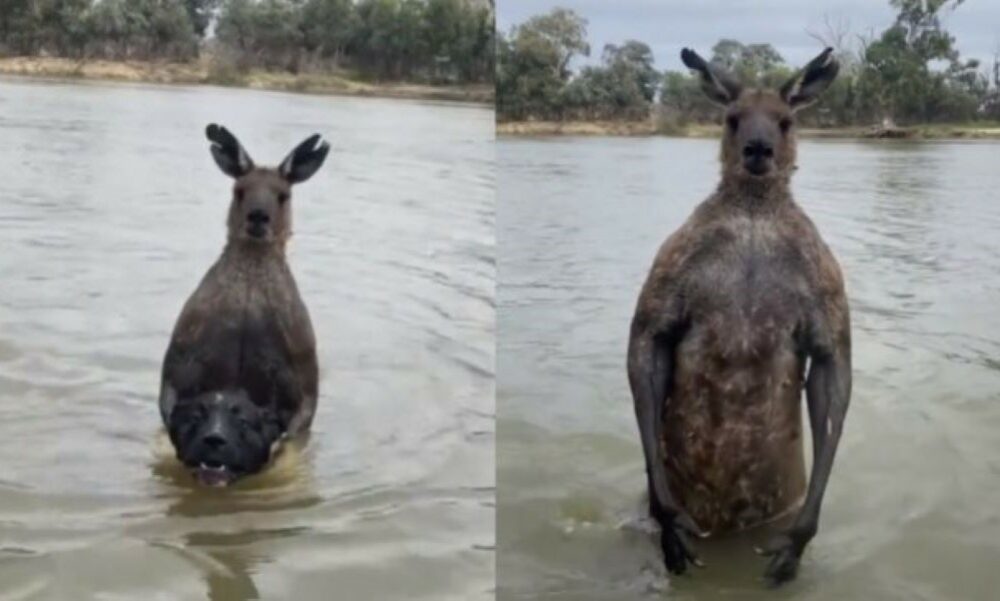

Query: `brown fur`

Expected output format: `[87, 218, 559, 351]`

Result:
[636, 177, 847, 532]
[160, 126, 329, 445]
[628, 47, 851, 583]
[164, 232, 318, 435]
[227, 169, 295, 245]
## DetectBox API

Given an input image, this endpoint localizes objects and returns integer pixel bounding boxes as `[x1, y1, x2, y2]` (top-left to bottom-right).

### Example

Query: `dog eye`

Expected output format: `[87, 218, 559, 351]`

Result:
[177, 406, 203, 427]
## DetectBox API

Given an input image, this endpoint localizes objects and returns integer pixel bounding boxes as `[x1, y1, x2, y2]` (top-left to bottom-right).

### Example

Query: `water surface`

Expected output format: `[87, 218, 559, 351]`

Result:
[498, 136, 1000, 600]
[0, 77, 494, 600]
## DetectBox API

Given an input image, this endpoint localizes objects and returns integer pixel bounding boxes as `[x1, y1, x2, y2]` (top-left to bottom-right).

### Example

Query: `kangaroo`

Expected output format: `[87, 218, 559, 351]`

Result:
[627, 48, 851, 584]
[159, 124, 329, 487]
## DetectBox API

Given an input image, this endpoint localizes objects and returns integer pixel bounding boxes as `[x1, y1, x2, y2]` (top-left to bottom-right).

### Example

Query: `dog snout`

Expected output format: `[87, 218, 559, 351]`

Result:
[202, 432, 228, 449]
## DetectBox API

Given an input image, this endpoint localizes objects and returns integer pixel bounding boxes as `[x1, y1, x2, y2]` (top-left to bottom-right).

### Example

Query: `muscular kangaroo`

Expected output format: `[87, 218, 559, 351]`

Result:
[159, 124, 329, 487]
[627, 48, 851, 584]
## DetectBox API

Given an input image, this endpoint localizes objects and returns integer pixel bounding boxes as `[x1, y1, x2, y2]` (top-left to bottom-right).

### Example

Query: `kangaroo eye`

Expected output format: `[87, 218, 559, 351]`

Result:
[235, 188, 245, 202]
[726, 115, 739, 131]
[779, 118, 792, 133]
[277, 193, 289, 204]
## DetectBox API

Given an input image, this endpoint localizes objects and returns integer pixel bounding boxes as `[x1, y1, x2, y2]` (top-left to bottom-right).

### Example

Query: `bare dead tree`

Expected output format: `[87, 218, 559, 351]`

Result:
[806, 13, 852, 55]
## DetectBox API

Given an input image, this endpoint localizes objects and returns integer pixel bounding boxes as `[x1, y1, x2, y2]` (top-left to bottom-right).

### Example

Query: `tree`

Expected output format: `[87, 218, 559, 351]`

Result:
[515, 8, 588, 80]
[420, 0, 492, 82]
[496, 8, 588, 120]
[560, 40, 657, 120]
[184, 0, 220, 38]
[351, 0, 429, 79]
[299, 0, 355, 62]
[857, 0, 978, 124]
[35, 0, 91, 58]
[0, 0, 36, 54]
[710, 39, 784, 85]
[602, 40, 657, 102]
[1, 0, 495, 85]
[660, 70, 715, 123]
[710, 38, 744, 71]
[498, 1, 989, 127]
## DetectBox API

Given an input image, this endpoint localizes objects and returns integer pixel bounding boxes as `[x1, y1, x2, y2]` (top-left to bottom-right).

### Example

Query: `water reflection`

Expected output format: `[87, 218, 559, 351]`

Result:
[144, 432, 321, 599]
[155, 527, 308, 601]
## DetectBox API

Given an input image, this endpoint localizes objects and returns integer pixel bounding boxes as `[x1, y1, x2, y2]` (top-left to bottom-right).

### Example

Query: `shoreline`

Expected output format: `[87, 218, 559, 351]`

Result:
[497, 119, 1000, 140]
[0, 56, 494, 105]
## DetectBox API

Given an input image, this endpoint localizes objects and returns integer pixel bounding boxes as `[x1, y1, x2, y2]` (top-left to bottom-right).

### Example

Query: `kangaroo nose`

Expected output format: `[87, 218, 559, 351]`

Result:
[247, 210, 270, 225]
[743, 140, 774, 159]
[202, 433, 227, 449]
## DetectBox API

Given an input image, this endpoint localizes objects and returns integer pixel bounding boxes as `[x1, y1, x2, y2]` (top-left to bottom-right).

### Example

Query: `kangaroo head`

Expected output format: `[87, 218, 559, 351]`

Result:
[205, 124, 330, 246]
[681, 47, 838, 183]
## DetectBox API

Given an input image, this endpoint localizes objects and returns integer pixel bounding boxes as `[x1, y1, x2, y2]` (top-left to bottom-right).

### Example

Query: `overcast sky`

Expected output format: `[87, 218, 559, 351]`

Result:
[497, 0, 1000, 72]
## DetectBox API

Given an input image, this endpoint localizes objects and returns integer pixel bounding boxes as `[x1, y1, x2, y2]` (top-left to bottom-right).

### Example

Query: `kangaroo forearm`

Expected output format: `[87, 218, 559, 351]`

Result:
[629, 331, 681, 514]
[797, 353, 851, 533]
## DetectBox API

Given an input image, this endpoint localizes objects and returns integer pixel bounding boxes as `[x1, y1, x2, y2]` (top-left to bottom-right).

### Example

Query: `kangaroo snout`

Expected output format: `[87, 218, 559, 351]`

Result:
[246, 209, 270, 238]
[247, 209, 270, 225]
[742, 139, 774, 159]
[742, 139, 774, 175]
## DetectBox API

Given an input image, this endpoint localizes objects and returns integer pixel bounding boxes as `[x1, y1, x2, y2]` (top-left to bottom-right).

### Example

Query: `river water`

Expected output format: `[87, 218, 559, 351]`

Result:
[0, 77, 494, 600]
[497, 136, 1000, 600]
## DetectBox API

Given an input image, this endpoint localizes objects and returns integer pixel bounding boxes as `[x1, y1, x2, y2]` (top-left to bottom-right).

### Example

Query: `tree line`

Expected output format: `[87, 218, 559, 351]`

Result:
[0, 0, 494, 84]
[497, 0, 1000, 127]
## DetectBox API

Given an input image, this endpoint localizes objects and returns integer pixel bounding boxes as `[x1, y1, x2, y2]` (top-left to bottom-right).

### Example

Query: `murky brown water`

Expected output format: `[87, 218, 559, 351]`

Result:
[497, 137, 1000, 600]
[0, 77, 494, 600]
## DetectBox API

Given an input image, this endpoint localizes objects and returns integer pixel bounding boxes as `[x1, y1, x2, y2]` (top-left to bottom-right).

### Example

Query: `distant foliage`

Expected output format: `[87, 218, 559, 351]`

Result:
[0, 0, 199, 60]
[854, 0, 986, 124]
[496, 8, 589, 120]
[497, 2, 999, 126]
[0, 0, 494, 83]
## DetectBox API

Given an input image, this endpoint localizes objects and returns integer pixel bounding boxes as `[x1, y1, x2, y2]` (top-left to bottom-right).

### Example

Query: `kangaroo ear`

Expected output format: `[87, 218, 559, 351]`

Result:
[781, 47, 839, 111]
[206, 123, 254, 178]
[681, 47, 742, 106]
[278, 134, 330, 184]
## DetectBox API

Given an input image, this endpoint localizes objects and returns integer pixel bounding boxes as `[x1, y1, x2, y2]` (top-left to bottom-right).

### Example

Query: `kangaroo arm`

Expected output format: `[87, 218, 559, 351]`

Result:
[792, 320, 852, 543]
[627, 315, 690, 527]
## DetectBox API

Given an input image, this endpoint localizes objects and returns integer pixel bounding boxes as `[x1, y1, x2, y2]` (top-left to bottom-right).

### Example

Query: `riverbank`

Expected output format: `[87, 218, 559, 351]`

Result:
[0, 56, 494, 104]
[497, 119, 1000, 139]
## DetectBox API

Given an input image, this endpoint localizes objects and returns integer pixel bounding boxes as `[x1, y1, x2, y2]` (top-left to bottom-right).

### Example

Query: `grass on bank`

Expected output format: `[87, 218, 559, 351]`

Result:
[497, 118, 1000, 139]
[0, 56, 494, 104]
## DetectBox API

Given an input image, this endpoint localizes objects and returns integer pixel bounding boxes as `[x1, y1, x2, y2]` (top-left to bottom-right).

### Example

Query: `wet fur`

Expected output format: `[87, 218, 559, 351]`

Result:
[161, 243, 318, 436]
[637, 183, 846, 533]
[628, 47, 850, 583]
[160, 126, 327, 478]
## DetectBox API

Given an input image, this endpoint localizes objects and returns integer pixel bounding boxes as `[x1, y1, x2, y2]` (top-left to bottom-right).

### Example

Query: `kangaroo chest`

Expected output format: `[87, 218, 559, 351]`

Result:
[177, 254, 311, 403]
[662, 213, 813, 533]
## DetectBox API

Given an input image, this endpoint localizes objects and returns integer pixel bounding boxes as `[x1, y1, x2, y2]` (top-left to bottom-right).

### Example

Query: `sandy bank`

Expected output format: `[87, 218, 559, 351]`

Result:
[0, 56, 494, 105]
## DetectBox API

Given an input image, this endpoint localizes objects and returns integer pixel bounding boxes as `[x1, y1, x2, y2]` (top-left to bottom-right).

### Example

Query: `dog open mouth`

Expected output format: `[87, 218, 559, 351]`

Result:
[194, 461, 238, 487]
